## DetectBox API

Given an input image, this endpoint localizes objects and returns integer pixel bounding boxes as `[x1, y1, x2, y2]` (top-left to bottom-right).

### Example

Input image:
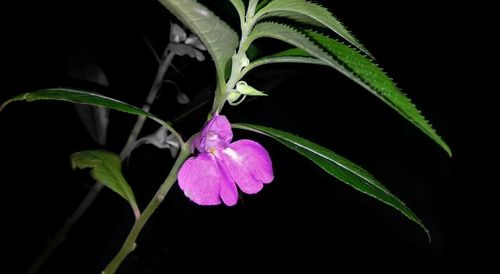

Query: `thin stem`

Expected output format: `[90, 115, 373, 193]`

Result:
[25, 44, 177, 274]
[212, 6, 255, 114]
[102, 145, 190, 274]
[120, 47, 177, 159]
[247, 0, 258, 22]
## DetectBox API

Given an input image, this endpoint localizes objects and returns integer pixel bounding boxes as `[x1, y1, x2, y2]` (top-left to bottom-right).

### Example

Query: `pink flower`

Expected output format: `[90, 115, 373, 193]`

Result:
[178, 115, 274, 206]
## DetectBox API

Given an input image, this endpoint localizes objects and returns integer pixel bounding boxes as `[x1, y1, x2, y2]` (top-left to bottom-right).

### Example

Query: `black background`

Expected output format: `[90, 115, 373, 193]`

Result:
[1, 0, 485, 272]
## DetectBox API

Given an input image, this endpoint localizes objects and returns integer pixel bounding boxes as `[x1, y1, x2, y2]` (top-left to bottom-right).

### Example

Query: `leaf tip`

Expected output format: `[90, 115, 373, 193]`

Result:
[70, 159, 77, 170]
[423, 226, 432, 244]
[444, 144, 452, 158]
[0, 93, 30, 112]
[436, 137, 452, 157]
[411, 213, 431, 243]
[0, 100, 9, 112]
[70, 153, 80, 169]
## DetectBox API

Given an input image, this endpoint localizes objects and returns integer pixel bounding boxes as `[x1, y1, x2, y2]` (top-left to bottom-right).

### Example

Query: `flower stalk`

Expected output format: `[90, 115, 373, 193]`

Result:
[25, 43, 178, 274]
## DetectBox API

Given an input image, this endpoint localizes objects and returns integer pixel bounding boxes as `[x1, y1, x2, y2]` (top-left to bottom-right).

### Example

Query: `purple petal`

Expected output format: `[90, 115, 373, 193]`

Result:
[191, 133, 202, 153]
[178, 153, 238, 206]
[199, 115, 233, 152]
[220, 140, 274, 194]
[216, 160, 238, 206]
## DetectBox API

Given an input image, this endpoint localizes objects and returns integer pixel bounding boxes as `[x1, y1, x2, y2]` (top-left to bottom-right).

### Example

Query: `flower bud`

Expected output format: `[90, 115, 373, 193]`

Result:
[235, 81, 267, 96]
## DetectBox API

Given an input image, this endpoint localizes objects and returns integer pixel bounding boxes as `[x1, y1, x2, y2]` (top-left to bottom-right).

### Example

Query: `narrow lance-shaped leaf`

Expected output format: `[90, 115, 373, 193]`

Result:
[0, 88, 175, 133]
[228, 0, 246, 24]
[158, 0, 239, 88]
[71, 150, 140, 217]
[254, 0, 371, 56]
[245, 22, 450, 156]
[256, 0, 273, 11]
[304, 30, 451, 156]
[241, 48, 325, 77]
[233, 123, 430, 240]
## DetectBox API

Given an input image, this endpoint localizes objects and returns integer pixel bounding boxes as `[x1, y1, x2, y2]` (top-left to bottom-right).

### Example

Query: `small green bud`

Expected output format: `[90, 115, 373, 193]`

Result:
[235, 81, 267, 96]
[240, 55, 250, 69]
[227, 91, 243, 104]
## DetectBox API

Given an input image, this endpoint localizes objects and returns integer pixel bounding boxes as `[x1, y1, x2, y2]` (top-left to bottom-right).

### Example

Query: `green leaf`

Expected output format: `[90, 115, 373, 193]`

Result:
[256, 0, 273, 11]
[245, 22, 370, 96]
[228, 0, 246, 24]
[254, 0, 370, 56]
[304, 31, 451, 156]
[158, 0, 239, 88]
[241, 48, 325, 77]
[245, 23, 450, 156]
[0, 88, 171, 130]
[233, 123, 430, 240]
[71, 150, 139, 216]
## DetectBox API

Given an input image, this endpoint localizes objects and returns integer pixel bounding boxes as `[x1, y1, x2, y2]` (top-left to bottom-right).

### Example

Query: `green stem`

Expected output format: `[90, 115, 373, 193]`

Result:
[24, 43, 179, 274]
[247, 0, 258, 22]
[212, 5, 256, 114]
[102, 145, 190, 274]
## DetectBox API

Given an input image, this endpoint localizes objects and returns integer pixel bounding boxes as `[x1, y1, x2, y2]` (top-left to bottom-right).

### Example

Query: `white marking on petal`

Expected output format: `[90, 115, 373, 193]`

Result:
[224, 148, 241, 162]
[207, 132, 218, 140]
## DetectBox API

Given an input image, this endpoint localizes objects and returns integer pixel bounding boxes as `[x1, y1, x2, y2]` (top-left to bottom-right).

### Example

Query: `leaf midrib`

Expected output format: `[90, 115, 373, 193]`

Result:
[251, 125, 394, 197]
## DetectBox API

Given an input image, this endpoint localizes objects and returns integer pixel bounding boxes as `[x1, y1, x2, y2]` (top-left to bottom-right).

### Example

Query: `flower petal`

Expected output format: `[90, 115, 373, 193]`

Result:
[199, 115, 233, 151]
[221, 140, 274, 194]
[191, 133, 202, 153]
[216, 161, 238, 206]
[178, 153, 237, 206]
